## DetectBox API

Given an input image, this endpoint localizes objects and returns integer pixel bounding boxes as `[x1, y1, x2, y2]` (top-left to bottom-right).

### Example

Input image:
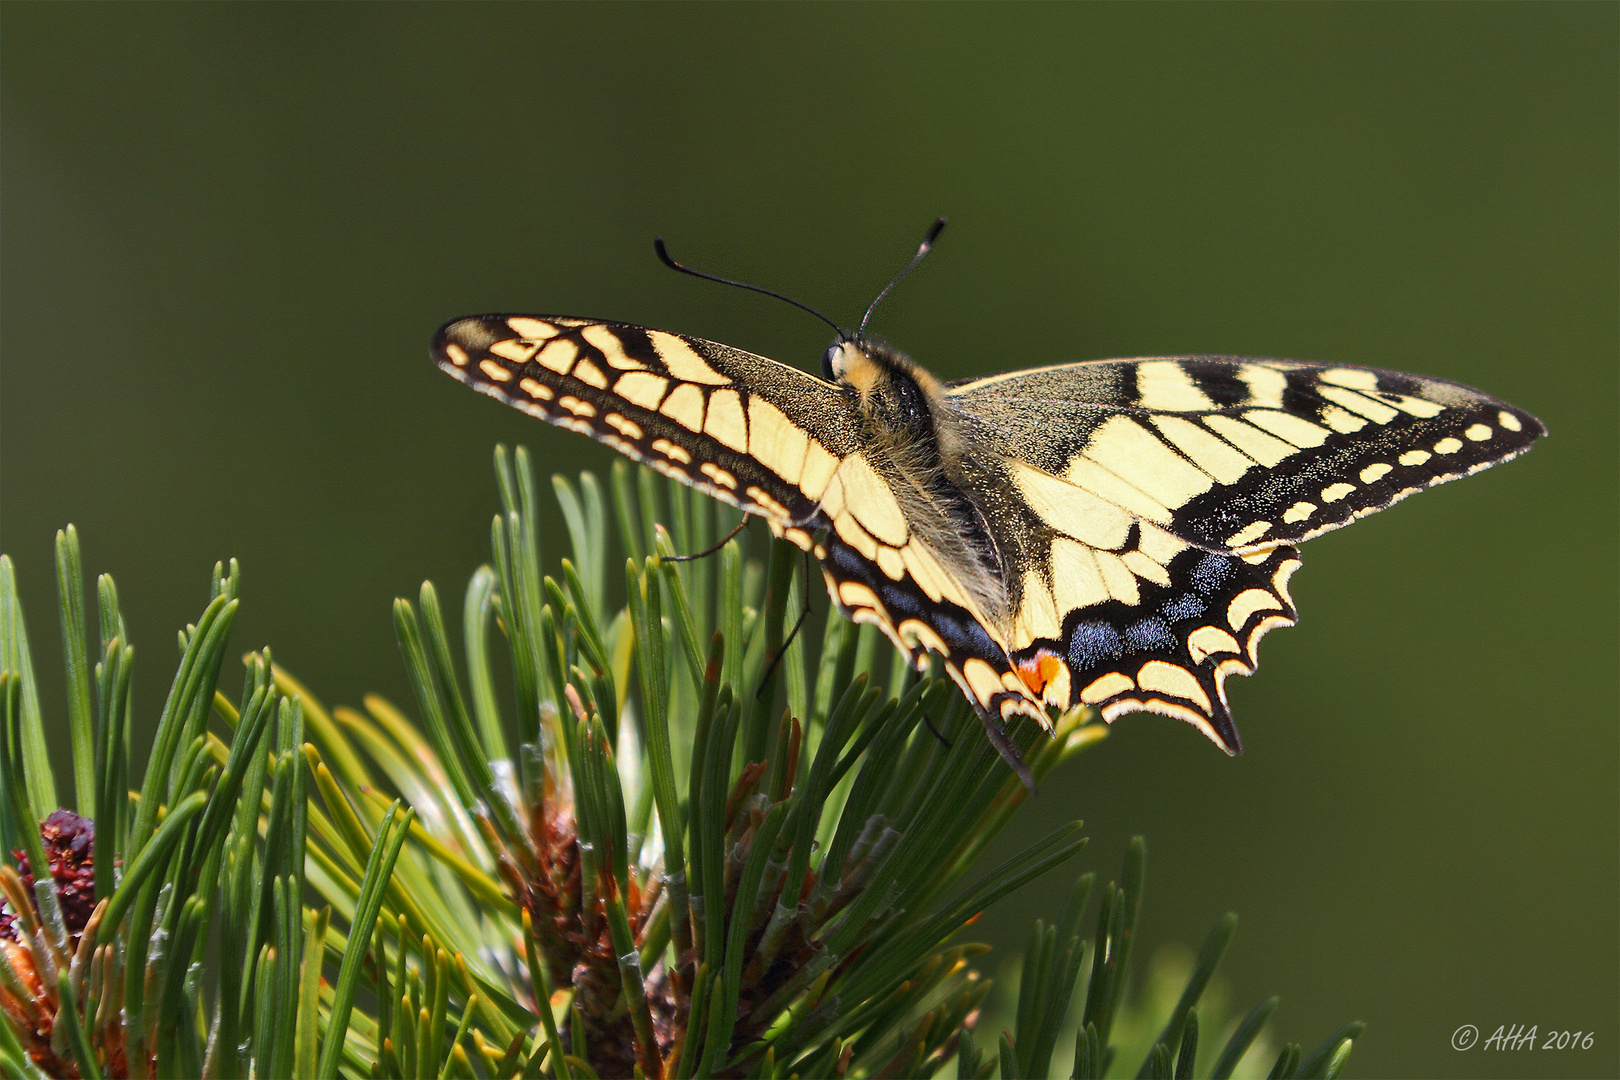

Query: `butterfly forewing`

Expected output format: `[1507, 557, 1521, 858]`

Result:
[434, 315, 859, 548]
[947, 357, 1545, 553]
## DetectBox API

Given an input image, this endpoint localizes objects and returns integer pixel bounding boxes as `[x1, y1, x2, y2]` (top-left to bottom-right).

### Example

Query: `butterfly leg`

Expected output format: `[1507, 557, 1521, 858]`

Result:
[664, 517, 749, 562]
[975, 711, 1035, 793]
[920, 712, 953, 750]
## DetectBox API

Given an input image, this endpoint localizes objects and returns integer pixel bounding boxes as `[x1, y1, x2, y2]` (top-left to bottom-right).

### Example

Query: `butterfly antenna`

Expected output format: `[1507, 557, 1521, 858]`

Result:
[655, 237, 844, 335]
[858, 216, 947, 335]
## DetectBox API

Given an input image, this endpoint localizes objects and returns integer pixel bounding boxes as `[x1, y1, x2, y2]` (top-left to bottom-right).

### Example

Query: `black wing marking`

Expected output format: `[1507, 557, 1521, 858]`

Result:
[946, 357, 1544, 552]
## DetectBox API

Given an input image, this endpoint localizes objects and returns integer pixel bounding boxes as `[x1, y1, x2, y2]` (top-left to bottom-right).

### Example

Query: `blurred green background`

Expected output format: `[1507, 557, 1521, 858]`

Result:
[3, 4, 1614, 1075]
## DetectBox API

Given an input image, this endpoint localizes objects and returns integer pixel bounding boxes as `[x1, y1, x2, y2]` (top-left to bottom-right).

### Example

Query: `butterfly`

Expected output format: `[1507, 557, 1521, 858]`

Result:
[432, 227, 1543, 774]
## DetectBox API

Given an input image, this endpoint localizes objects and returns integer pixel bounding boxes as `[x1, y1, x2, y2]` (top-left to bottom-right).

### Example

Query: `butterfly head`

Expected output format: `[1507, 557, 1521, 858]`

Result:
[822, 334, 956, 453]
[821, 336, 865, 382]
[821, 335, 917, 400]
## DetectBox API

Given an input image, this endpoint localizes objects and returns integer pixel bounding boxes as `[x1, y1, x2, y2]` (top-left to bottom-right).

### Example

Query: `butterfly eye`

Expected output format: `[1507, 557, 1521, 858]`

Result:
[821, 343, 842, 382]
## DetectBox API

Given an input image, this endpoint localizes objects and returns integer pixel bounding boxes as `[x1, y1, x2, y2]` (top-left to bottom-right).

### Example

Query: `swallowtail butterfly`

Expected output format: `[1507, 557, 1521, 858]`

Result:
[433, 232, 1542, 771]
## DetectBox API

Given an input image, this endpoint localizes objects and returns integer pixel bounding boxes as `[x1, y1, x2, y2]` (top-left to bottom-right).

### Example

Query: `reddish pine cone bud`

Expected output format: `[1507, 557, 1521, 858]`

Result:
[1, 809, 97, 946]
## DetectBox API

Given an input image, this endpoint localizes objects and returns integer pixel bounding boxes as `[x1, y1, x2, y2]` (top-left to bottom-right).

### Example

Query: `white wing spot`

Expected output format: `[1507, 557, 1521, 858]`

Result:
[613, 371, 669, 410]
[1136, 660, 1211, 714]
[604, 413, 642, 440]
[1464, 423, 1492, 441]
[960, 658, 1006, 706]
[1377, 393, 1445, 419]
[573, 358, 609, 389]
[558, 395, 595, 418]
[507, 318, 559, 340]
[1272, 558, 1299, 605]
[536, 339, 578, 375]
[1320, 367, 1381, 391]
[1359, 462, 1393, 483]
[1433, 437, 1463, 455]
[1136, 360, 1215, 411]
[1244, 410, 1331, 448]
[1150, 416, 1252, 484]
[897, 618, 947, 658]
[699, 462, 737, 490]
[1282, 501, 1316, 524]
[837, 579, 883, 614]
[746, 486, 789, 519]
[1227, 588, 1282, 631]
[1320, 482, 1356, 503]
[659, 383, 706, 431]
[1081, 672, 1135, 705]
[704, 388, 749, 451]
[1317, 385, 1399, 424]
[1318, 404, 1367, 434]
[1399, 449, 1432, 467]
[1498, 410, 1522, 433]
[489, 339, 539, 363]
[649, 331, 731, 385]
[1081, 416, 1214, 509]
[1226, 520, 1272, 547]
[444, 343, 470, 367]
[478, 359, 513, 383]
[1203, 415, 1297, 467]
[519, 378, 554, 401]
[1186, 624, 1242, 665]
[832, 510, 880, 561]
[650, 438, 692, 465]
[1238, 364, 1289, 408]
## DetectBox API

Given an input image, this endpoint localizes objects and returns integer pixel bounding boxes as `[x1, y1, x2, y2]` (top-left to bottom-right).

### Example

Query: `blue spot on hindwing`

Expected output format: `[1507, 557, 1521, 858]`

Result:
[1162, 593, 1205, 622]
[1191, 553, 1234, 595]
[1067, 621, 1124, 669]
[881, 582, 922, 617]
[1125, 617, 1176, 650]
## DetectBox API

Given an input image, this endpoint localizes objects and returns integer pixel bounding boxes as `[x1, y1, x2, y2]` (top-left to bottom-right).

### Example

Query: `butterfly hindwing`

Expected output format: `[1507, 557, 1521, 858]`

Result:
[1005, 541, 1301, 752]
[948, 357, 1544, 553]
[434, 315, 859, 542]
[805, 487, 1300, 753]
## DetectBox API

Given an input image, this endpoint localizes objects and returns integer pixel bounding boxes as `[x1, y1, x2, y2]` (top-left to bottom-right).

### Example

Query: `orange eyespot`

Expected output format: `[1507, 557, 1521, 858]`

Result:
[1016, 652, 1065, 696]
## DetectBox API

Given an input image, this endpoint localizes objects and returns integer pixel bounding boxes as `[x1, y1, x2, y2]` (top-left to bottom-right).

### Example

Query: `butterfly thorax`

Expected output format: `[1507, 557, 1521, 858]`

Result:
[825, 337, 1013, 624]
